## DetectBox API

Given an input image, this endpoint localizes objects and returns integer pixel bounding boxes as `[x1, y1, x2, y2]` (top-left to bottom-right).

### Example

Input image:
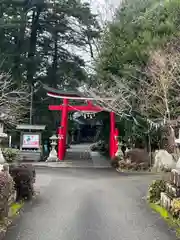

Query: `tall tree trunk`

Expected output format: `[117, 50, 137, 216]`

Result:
[27, 8, 41, 124]
[48, 31, 60, 126]
[13, 10, 26, 82]
[51, 31, 58, 86]
[27, 8, 40, 84]
[87, 34, 94, 59]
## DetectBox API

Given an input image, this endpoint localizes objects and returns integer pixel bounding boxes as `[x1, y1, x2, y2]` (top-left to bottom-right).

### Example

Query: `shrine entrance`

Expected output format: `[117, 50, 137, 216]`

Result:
[43, 85, 119, 161]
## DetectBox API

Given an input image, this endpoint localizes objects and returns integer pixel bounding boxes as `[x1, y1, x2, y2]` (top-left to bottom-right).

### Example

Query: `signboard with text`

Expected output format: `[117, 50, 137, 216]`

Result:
[22, 134, 40, 148]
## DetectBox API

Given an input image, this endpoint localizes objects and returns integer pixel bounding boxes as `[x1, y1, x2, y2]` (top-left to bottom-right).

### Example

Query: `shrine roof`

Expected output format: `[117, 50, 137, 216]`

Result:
[43, 84, 90, 99]
[16, 124, 46, 130]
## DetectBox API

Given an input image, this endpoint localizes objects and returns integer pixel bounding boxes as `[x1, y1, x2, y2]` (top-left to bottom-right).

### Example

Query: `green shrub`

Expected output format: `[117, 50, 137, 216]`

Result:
[147, 179, 166, 203]
[2, 148, 20, 163]
[0, 171, 14, 221]
[9, 164, 36, 201]
[125, 148, 150, 164]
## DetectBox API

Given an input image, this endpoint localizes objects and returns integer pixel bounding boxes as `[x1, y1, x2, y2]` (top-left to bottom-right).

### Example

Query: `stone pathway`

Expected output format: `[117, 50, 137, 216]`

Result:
[90, 151, 111, 167]
[33, 144, 111, 168]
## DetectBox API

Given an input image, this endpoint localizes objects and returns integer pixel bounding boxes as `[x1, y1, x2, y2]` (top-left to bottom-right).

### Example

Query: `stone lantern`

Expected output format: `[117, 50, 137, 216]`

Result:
[115, 141, 124, 160]
[46, 135, 58, 162]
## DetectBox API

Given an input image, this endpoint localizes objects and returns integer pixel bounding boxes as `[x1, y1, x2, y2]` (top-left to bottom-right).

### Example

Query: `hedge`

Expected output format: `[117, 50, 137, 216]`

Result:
[9, 164, 36, 201]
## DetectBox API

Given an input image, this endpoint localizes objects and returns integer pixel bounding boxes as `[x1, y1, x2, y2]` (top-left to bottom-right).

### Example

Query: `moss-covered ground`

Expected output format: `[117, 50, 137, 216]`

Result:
[149, 202, 180, 238]
[0, 201, 24, 238]
[9, 201, 24, 217]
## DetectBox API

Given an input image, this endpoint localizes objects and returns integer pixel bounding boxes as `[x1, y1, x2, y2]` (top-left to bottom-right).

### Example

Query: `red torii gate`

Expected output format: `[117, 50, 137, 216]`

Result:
[43, 85, 119, 161]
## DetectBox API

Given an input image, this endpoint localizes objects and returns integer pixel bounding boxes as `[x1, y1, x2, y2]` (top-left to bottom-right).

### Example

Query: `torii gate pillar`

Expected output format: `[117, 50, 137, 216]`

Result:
[110, 112, 116, 158]
[58, 99, 68, 160]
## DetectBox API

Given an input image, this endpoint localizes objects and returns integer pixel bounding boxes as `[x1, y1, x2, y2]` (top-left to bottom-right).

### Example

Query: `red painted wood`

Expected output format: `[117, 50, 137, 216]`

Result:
[47, 92, 95, 100]
[58, 127, 63, 160]
[49, 104, 103, 112]
[47, 91, 114, 101]
[114, 128, 119, 156]
[48, 91, 81, 98]
[110, 112, 116, 158]
[58, 99, 68, 160]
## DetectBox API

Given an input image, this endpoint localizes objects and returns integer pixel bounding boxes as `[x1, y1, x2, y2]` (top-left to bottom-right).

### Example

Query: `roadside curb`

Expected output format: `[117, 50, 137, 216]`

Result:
[33, 164, 112, 169]
[115, 168, 162, 176]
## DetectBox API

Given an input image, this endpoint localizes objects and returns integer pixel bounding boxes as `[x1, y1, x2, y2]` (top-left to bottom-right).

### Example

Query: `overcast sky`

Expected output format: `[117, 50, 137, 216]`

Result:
[89, 0, 117, 22]
[80, 0, 119, 67]
[72, 0, 120, 73]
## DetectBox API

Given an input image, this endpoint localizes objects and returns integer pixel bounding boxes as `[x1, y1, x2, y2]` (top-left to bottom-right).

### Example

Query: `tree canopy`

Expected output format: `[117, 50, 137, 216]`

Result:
[1, 0, 100, 85]
[99, 0, 180, 74]
[0, 0, 100, 136]
[94, 0, 180, 118]
[90, 0, 180, 146]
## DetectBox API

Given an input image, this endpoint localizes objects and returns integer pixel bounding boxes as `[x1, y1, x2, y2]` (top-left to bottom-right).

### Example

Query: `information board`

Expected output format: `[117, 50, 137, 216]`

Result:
[22, 134, 40, 148]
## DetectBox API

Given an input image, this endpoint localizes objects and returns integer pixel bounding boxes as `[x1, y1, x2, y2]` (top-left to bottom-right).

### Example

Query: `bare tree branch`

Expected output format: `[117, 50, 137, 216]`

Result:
[0, 73, 30, 125]
[140, 48, 180, 123]
[83, 74, 135, 117]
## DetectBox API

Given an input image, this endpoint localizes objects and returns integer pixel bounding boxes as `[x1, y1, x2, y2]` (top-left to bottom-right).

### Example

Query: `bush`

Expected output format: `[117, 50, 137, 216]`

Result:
[118, 160, 149, 171]
[2, 148, 20, 163]
[125, 148, 150, 165]
[0, 171, 14, 221]
[171, 198, 180, 218]
[118, 160, 127, 169]
[9, 164, 36, 201]
[147, 179, 166, 203]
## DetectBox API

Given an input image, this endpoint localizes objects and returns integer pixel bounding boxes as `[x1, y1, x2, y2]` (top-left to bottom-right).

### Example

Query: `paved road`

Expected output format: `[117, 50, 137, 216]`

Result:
[4, 168, 178, 240]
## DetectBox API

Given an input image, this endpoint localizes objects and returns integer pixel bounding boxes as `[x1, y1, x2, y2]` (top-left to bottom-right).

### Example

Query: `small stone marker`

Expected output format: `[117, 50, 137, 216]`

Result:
[159, 168, 180, 215]
[171, 169, 180, 187]
[166, 182, 180, 198]
[160, 192, 172, 211]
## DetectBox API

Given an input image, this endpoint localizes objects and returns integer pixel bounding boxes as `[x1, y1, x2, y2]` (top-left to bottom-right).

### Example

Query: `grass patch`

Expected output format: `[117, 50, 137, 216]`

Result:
[9, 201, 24, 217]
[149, 203, 169, 219]
[0, 201, 24, 233]
[149, 202, 180, 237]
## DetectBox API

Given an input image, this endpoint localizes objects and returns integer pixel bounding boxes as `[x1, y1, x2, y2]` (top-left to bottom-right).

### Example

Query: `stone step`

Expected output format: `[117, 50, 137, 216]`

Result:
[65, 150, 92, 161]
[19, 151, 41, 162]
